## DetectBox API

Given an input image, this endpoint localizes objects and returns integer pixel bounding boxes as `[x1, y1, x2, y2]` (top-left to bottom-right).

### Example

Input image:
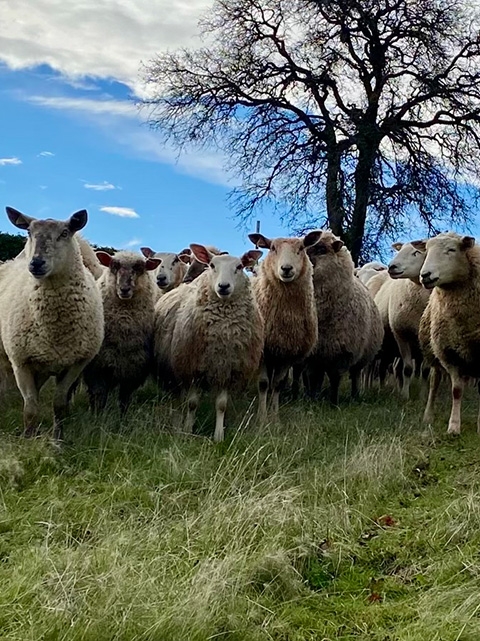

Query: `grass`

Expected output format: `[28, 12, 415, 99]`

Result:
[1, 379, 480, 640]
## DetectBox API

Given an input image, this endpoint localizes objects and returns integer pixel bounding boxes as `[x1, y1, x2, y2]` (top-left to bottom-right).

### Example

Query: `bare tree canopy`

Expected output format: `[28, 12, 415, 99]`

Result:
[141, 0, 480, 263]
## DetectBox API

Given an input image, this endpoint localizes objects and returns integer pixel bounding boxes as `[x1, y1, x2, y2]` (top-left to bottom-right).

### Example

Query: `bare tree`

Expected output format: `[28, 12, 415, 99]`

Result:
[141, 0, 480, 262]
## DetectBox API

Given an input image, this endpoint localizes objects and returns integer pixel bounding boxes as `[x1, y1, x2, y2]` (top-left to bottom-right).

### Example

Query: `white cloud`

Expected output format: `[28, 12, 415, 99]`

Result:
[26, 95, 136, 117]
[100, 206, 139, 218]
[0, 157, 22, 166]
[39, 185, 47, 189]
[124, 237, 142, 248]
[0, 0, 211, 95]
[84, 181, 118, 191]
[38, 150, 54, 157]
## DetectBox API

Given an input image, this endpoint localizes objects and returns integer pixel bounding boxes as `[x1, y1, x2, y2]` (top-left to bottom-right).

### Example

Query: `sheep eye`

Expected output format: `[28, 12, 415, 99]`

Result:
[58, 229, 69, 240]
[271, 245, 276, 252]
[210, 263, 215, 269]
[237, 264, 243, 270]
[447, 248, 456, 253]
[413, 250, 420, 257]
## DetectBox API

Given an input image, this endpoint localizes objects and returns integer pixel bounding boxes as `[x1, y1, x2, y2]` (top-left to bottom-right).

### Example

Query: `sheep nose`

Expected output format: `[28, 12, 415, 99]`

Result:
[120, 287, 131, 297]
[281, 264, 293, 276]
[218, 283, 231, 294]
[421, 271, 431, 280]
[388, 264, 397, 274]
[29, 257, 46, 275]
[157, 275, 167, 285]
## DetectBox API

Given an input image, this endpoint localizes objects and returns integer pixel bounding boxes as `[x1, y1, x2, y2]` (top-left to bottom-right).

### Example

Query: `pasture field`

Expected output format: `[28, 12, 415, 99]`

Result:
[1, 380, 480, 640]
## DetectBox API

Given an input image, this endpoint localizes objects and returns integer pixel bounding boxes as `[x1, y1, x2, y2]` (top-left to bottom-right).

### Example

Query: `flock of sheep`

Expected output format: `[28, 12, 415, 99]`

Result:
[0, 205, 479, 443]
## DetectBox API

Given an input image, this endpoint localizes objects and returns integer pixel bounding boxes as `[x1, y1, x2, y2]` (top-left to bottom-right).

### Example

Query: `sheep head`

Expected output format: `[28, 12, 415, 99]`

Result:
[96, 251, 160, 299]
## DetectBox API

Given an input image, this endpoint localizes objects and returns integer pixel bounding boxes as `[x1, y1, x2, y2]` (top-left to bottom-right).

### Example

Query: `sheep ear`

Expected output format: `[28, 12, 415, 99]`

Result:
[461, 236, 475, 250]
[190, 243, 213, 265]
[303, 230, 323, 248]
[145, 258, 161, 271]
[248, 233, 271, 249]
[411, 240, 427, 251]
[68, 210, 88, 233]
[96, 251, 112, 267]
[178, 253, 191, 264]
[391, 242, 403, 251]
[140, 247, 155, 258]
[241, 250, 262, 268]
[6, 207, 35, 230]
[332, 239, 344, 253]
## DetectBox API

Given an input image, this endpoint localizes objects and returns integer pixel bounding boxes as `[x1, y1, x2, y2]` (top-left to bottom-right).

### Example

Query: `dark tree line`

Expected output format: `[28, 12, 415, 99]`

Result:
[141, 0, 480, 263]
[0, 232, 117, 262]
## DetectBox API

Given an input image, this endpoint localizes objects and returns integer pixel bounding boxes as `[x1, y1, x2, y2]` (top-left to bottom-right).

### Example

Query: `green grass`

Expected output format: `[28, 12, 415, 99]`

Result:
[1, 379, 480, 640]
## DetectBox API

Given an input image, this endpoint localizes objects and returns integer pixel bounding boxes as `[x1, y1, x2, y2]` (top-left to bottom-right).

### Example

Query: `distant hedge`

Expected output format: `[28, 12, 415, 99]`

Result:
[0, 232, 118, 262]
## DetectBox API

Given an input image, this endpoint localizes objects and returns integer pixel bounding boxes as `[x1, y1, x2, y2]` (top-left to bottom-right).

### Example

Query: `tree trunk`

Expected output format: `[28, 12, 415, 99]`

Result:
[349, 131, 380, 264]
[325, 145, 345, 238]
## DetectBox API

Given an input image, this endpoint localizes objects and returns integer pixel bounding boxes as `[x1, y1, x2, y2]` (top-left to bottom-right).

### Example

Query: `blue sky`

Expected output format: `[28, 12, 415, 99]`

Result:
[0, 0, 289, 257]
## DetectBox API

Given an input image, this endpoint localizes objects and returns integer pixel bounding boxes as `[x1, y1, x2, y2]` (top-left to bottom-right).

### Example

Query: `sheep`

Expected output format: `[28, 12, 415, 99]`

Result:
[163, 244, 263, 442]
[0, 207, 104, 440]
[248, 231, 322, 422]
[140, 247, 189, 293]
[355, 261, 388, 285]
[418, 232, 480, 434]
[366, 269, 390, 298]
[386, 240, 431, 398]
[76, 235, 105, 279]
[182, 246, 227, 283]
[303, 231, 384, 404]
[83, 250, 160, 414]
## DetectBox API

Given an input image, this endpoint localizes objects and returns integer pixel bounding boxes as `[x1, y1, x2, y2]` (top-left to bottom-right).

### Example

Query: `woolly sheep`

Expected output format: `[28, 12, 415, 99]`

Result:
[304, 231, 384, 404]
[355, 261, 388, 285]
[83, 250, 160, 413]
[140, 246, 189, 293]
[366, 269, 390, 299]
[386, 240, 431, 398]
[248, 231, 322, 422]
[418, 232, 480, 434]
[164, 244, 263, 442]
[0, 207, 104, 440]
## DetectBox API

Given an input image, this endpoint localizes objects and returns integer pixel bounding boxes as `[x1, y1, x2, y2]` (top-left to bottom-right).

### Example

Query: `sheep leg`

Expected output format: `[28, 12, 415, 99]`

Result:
[119, 382, 136, 416]
[304, 366, 324, 400]
[184, 387, 199, 434]
[291, 363, 304, 401]
[396, 339, 413, 400]
[13, 365, 40, 437]
[271, 366, 289, 420]
[214, 390, 228, 443]
[423, 366, 441, 424]
[328, 371, 341, 406]
[349, 366, 362, 400]
[53, 359, 90, 441]
[257, 363, 269, 424]
[447, 370, 466, 435]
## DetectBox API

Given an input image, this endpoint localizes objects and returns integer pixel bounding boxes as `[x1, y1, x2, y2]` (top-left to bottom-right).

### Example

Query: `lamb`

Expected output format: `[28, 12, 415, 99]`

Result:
[303, 231, 384, 404]
[386, 240, 431, 398]
[355, 261, 388, 285]
[83, 250, 160, 413]
[418, 232, 480, 434]
[0, 207, 104, 440]
[163, 244, 263, 442]
[248, 231, 322, 421]
[140, 247, 189, 293]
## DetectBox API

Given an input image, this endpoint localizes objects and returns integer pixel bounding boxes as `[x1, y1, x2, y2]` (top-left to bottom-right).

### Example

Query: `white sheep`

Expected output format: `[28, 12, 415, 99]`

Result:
[0, 207, 104, 440]
[164, 244, 264, 442]
[386, 240, 431, 398]
[140, 246, 189, 294]
[355, 261, 388, 285]
[418, 233, 480, 434]
[83, 250, 160, 413]
[248, 231, 322, 422]
[304, 231, 384, 403]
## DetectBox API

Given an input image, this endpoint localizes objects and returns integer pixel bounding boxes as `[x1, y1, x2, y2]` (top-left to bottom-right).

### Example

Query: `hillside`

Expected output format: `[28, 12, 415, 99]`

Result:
[0, 381, 479, 640]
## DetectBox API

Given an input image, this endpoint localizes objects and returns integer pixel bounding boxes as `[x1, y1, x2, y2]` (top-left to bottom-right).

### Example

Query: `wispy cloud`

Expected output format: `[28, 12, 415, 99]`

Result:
[39, 185, 47, 190]
[85, 181, 118, 191]
[38, 150, 54, 157]
[0, 157, 22, 166]
[27, 95, 136, 117]
[124, 237, 142, 248]
[100, 206, 139, 218]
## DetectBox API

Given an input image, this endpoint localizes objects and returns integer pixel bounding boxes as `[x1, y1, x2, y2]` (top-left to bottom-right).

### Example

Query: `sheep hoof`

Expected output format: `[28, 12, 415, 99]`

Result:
[447, 423, 461, 435]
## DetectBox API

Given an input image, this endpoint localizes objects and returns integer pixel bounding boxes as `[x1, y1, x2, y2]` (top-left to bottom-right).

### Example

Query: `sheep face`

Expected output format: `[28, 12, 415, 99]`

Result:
[420, 233, 475, 289]
[248, 231, 322, 283]
[183, 246, 225, 284]
[96, 251, 160, 299]
[306, 232, 345, 270]
[388, 241, 427, 279]
[6, 207, 87, 279]
[190, 244, 262, 300]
